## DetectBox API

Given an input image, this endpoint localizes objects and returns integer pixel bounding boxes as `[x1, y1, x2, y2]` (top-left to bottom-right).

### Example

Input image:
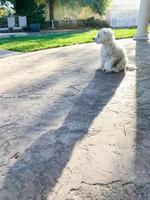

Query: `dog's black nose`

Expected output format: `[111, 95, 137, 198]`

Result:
[93, 37, 95, 41]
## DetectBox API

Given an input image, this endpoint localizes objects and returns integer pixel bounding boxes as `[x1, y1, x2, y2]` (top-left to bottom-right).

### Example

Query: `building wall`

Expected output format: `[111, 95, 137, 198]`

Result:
[108, 5, 139, 27]
[108, 0, 140, 28]
[112, 0, 140, 6]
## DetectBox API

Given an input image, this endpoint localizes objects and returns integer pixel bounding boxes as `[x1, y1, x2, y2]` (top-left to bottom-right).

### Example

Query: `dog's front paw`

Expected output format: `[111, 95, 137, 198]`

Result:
[111, 68, 119, 73]
[105, 70, 111, 74]
[103, 63, 114, 73]
[96, 68, 102, 72]
[97, 65, 104, 71]
[101, 67, 106, 72]
[96, 66, 104, 71]
[103, 67, 111, 73]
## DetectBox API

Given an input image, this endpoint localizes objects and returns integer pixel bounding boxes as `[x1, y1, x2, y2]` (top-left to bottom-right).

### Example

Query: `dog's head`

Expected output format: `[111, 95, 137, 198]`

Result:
[94, 28, 115, 44]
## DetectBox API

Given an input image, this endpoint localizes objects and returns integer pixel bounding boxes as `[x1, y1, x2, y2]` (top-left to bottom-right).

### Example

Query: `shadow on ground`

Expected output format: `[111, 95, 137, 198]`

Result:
[1, 70, 124, 200]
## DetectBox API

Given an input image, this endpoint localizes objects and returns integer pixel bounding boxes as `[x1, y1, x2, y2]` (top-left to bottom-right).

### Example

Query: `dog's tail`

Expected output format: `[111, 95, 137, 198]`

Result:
[126, 64, 137, 71]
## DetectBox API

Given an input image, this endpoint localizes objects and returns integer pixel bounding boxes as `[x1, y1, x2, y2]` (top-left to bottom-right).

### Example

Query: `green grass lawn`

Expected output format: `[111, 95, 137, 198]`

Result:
[0, 28, 141, 52]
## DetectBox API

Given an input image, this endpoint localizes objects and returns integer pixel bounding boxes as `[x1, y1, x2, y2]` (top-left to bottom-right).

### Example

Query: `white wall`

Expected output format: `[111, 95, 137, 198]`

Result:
[112, 0, 140, 6]
[109, 0, 140, 27]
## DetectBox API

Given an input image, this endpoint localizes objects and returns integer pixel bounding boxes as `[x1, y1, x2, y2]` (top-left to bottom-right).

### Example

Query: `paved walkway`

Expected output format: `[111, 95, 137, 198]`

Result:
[0, 39, 150, 200]
[0, 32, 27, 39]
[0, 50, 20, 58]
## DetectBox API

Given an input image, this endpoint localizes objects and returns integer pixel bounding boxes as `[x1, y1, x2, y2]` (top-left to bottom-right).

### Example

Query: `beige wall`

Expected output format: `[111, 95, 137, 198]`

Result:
[45, 1, 100, 21]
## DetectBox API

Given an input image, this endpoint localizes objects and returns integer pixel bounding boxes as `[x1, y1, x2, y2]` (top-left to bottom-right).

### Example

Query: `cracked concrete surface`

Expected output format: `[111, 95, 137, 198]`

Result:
[0, 39, 150, 200]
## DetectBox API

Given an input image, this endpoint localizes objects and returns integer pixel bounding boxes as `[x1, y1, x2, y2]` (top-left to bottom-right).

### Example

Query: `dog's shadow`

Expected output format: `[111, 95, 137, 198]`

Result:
[2, 70, 125, 200]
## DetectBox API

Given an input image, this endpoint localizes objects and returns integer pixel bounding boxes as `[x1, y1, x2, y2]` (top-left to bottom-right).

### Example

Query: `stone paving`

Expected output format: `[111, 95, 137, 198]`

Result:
[0, 39, 150, 200]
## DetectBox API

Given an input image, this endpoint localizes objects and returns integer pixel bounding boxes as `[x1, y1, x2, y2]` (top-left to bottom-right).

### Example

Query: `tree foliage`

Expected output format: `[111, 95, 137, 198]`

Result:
[16, 0, 45, 23]
[1, 0, 45, 23]
[1, 0, 111, 21]
[59, 0, 111, 16]
[0, 1, 15, 17]
[38, 0, 111, 20]
[82, 0, 111, 16]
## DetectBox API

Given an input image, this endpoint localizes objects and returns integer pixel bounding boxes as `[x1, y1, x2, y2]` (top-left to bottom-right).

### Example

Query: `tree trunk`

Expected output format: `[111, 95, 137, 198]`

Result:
[48, 0, 55, 20]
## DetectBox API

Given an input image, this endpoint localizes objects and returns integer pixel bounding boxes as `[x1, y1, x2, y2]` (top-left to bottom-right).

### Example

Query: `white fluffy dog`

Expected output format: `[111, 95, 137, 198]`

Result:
[94, 28, 128, 73]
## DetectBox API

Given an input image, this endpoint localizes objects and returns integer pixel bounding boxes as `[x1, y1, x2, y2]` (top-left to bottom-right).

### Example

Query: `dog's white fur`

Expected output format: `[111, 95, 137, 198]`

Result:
[94, 28, 128, 73]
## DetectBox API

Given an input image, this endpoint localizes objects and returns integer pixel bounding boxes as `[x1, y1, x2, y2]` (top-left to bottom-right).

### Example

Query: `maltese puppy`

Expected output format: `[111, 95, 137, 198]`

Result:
[94, 28, 128, 73]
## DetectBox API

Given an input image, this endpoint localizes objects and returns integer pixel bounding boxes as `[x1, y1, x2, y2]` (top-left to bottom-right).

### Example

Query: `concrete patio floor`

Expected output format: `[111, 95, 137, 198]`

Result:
[0, 39, 150, 200]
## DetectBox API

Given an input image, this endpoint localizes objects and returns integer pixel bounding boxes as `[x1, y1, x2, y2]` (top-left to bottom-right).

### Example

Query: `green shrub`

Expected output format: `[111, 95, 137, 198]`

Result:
[84, 17, 109, 28]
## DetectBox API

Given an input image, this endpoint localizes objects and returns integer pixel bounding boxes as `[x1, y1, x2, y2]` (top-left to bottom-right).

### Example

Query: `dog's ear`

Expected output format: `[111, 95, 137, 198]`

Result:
[101, 29, 110, 42]
[101, 28, 114, 42]
[107, 28, 115, 41]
